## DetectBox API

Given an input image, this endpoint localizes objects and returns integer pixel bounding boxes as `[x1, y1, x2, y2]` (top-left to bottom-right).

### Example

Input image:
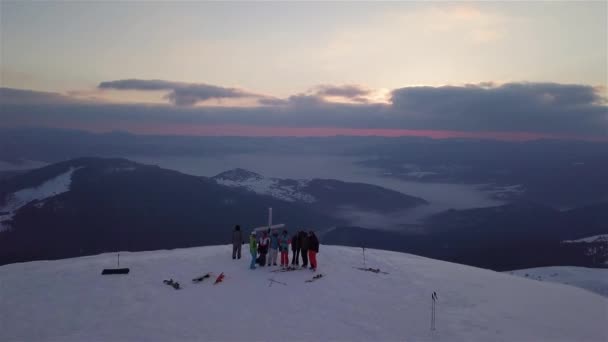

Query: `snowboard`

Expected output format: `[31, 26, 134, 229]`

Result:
[214, 272, 225, 285]
[192, 273, 211, 283]
[305, 274, 324, 283]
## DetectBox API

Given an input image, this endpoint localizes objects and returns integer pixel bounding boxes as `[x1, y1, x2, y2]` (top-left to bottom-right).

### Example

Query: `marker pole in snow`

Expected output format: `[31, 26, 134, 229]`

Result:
[431, 291, 438, 331]
[101, 252, 129, 275]
[361, 246, 366, 267]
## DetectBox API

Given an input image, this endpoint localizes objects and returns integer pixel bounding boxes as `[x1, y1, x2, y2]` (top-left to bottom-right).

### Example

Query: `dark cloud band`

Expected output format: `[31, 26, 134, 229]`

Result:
[98, 79, 262, 106]
[2, 81, 606, 137]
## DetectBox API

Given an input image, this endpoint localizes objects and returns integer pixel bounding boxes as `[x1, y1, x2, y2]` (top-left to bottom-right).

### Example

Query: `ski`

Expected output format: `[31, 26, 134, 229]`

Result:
[271, 266, 306, 273]
[305, 274, 324, 283]
[163, 279, 181, 290]
[354, 267, 389, 275]
[214, 272, 225, 285]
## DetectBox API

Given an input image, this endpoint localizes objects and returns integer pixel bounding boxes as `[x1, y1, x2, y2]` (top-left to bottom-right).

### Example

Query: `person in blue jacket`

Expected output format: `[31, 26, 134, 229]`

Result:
[268, 230, 279, 266]
[279, 230, 290, 267]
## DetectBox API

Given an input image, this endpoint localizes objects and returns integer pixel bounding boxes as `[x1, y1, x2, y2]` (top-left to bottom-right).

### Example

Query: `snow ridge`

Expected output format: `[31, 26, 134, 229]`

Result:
[0, 167, 81, 231]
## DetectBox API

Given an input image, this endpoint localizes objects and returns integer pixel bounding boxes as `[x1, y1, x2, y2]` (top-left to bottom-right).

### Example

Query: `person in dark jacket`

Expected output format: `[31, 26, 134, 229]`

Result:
[299, 230, 309, 268]
[291, 232, 300, 266]
[232, 225, 243, 259]
[308, 231, 320, 271]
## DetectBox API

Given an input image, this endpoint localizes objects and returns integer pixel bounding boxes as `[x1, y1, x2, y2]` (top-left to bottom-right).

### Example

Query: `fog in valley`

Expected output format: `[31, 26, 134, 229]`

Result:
[129, 154, 505, 230]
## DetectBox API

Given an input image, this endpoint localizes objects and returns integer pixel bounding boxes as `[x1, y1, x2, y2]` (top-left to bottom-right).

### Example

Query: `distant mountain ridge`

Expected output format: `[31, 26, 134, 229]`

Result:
[0, 158, 427, 265]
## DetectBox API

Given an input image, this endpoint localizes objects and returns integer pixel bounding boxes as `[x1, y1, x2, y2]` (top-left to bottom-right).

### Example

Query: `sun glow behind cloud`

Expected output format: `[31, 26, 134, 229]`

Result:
[0, 2, 606, 140]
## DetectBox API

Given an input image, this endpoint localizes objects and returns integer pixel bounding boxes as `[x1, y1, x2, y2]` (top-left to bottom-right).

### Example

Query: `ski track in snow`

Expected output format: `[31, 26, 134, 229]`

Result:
[0, 245, 606, 342]
[0, 167, 81, 232]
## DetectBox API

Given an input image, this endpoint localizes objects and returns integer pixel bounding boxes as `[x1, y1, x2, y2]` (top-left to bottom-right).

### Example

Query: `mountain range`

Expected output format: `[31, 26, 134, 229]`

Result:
[0, 158, 425, 265]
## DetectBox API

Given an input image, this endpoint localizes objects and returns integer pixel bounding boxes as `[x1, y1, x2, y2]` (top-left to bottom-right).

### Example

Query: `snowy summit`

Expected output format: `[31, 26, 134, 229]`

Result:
[1, 245, 606, 341]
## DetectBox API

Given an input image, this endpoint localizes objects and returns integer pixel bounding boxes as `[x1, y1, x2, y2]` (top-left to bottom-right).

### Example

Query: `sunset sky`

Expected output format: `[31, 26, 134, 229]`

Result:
[1, 1, 606, 140]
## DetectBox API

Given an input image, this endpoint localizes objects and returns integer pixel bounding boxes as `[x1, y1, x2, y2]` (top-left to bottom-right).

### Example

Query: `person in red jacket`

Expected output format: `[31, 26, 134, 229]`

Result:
[308, 231, 319, 271]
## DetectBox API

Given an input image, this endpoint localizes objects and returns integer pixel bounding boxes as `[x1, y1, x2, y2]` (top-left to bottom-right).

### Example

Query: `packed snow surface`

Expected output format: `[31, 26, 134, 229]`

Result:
[0, 167, 80, 231]
[507, 266, 608, 298]
[1, 246, 607, 342]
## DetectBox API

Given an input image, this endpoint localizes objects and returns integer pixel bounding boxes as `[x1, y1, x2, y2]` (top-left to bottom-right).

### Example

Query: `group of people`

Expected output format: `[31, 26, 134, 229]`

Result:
[231, 225, 320, 271]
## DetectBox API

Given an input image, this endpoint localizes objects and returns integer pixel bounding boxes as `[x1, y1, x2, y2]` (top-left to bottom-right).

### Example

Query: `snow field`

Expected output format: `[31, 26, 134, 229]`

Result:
[0, 245, 606, 341]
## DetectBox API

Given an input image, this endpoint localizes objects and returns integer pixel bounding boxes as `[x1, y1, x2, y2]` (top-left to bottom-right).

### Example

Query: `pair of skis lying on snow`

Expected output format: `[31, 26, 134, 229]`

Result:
[163, 272, 224, 290]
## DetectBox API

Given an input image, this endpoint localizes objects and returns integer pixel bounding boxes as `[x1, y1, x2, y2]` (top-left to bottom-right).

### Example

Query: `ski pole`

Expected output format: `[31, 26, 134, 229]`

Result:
[430, 294, 433, 331]
[431, 291, 438, 331]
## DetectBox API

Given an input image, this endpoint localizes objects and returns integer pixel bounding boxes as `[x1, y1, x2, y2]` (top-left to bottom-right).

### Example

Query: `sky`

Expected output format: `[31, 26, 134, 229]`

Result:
[1, 1, 607, 140]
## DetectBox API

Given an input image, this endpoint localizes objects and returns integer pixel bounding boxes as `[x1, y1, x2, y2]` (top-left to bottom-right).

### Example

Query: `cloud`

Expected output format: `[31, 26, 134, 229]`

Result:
[2, 82, 606, 138]
[313, 84, 372, 103]
[390, 82, 607, 134]
[0, 87, 81, 105]
[261, 85, 374, 106]
[98, 79, 263, 106]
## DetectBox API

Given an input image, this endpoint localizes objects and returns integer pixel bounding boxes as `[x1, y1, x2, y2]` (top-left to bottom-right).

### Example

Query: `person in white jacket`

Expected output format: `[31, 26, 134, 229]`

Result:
[257, 231, 270, 267]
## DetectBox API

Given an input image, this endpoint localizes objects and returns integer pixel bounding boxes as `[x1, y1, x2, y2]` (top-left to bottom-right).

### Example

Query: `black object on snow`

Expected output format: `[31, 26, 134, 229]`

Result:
[101, 253, 130, 275]
[353, 267, 389, 275]
[305, 274, 324, 283]
[163, 279, 181, 289]
[192, 273, 212, 283]
[101, 268, 130, 275]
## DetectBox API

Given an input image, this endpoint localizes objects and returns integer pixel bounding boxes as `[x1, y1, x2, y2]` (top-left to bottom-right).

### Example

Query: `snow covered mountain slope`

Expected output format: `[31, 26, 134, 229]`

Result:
[563, 234, 608, 243]
[214, 168, 316, 203]
[1, 246, 606, 342]
[0, 167, 80, 231]
[213, 168, 428, 213]
[507, 266, 608, 298]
